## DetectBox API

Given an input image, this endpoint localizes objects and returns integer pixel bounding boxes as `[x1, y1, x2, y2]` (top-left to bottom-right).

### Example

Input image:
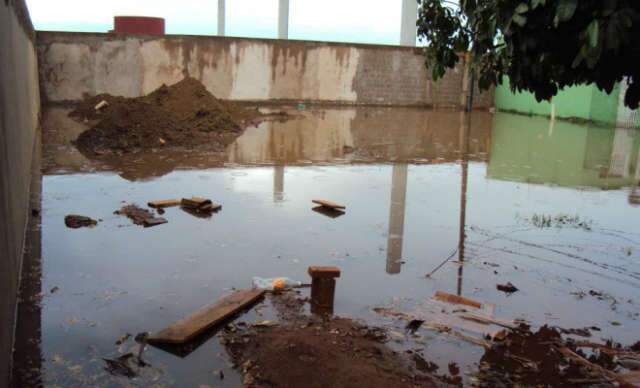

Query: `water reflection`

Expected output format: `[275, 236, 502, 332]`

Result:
[488, 114, 640, 190]
[42, 107, 493, 180]
[457, 113, 470, 296]
[386, 164, 408, 274]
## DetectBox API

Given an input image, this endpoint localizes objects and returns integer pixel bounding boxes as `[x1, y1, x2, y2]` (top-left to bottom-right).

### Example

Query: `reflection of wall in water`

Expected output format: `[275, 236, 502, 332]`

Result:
[228, 108, 494, 165]
[349, 109, 493, 162]
[488, 113, 640, 189]
[227, 109, 355, 164]
[386, 164, 408, 274]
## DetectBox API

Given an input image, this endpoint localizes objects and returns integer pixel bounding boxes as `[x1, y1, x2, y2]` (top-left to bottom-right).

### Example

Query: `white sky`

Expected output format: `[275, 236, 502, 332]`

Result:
[26, 0, 404, 45]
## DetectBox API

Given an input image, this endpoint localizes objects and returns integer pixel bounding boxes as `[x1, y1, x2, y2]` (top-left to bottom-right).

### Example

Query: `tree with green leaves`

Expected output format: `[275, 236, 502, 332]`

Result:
[417, 0, 640, 108]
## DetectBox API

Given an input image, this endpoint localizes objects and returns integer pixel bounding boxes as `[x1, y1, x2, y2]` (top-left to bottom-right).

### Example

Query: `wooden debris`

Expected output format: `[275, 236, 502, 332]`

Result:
[434, 291, 482, 309]
[312, 206, 345, 218]
[148, 199, 181, 208]
[94, 100, 109, 111]
[497, 282, 519, 293]
[181, 197, 222, 215]
[181, 197, 212, 209]
[143, 217, 168, 227]
[423, 322, 491, 349]
[308, 266, 341, 279]
[312, 199, 346, 210]
[148, 289, 265, 344]
[64, 215, 98, 229]
[556, 346, 621, 385]
[458, 312, 518, 329]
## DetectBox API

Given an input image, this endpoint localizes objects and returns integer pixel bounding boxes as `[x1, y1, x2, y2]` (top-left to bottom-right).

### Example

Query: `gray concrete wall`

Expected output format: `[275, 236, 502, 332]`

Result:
[36, 32, 494, 108]
[0, 0, 40, 384]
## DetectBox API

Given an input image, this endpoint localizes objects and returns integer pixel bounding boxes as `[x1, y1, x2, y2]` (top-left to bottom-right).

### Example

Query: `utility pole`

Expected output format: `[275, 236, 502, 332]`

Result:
[217, 0, 225, 36]
[278, 0, 289, 39]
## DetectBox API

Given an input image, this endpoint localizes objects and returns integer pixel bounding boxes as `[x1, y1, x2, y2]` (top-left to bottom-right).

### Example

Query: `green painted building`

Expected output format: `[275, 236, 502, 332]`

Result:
[495, 79, 640, 128]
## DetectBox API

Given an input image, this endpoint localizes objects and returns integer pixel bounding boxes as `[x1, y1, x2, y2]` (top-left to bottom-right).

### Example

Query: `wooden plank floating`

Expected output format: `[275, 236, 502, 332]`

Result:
[143, 217, 168, 227]
[148, 199, 181, 208]
[434, 291, 482, 309]
[181, 197, 212, 209]
[312, 199, 346, 210]
[148, 289, 265, 344]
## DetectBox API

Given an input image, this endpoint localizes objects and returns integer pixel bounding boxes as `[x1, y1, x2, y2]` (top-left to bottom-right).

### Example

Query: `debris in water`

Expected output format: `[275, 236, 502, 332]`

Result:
[147, 199, 181, 208]
[102, 353, 137, 378]
[148, 289, 265, 345]
[64, 215, 98, 228]
[434, 290, 482, 309]
[312, 205, 346, 218]
[114, 204, 166, 227]
[497, 282, 519, 293]
[308, 266, 341, 315]
[405, 319, 424, 334]
[181, 197, 222, 217]
[142, 217, 168, 227]
[311, 199, 346, 210]
[115, 333, 131, 345]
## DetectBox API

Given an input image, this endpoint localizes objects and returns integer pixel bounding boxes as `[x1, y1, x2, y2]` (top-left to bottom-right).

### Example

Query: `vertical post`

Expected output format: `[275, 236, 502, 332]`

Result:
[308, 266, 341, 316]
[273, 165, 284, 202]
[400, 0, 418, 46]
[386, 163, 408, 274]
[457, 112, 470, 295]
[217, 0, 226, 36]
[278, 0, 290, 39]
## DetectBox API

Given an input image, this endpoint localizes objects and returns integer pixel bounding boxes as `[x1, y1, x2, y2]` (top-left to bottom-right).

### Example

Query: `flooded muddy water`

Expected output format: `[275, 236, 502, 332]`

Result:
[16, 106, 640, 386]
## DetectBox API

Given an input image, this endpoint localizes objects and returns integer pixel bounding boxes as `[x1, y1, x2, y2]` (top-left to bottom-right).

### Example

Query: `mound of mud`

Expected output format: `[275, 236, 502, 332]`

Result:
[71, 78, 264, 154]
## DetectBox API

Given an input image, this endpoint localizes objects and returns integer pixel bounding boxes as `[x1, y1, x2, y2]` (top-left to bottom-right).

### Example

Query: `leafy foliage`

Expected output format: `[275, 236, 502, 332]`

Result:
[417, 0, 640, 108]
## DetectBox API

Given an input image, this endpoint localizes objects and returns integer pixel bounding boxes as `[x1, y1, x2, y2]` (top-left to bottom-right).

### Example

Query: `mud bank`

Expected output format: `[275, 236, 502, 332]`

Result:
[70, 77, 284, 155]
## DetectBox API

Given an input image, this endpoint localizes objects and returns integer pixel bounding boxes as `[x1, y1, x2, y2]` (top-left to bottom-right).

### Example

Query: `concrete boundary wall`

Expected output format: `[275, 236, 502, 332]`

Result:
[37, 32, 494, 108]
[0, 0, 41, 385]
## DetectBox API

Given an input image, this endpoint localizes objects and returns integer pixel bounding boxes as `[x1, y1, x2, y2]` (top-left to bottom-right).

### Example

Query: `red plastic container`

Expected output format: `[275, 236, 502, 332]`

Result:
[113, 16, 165, 36]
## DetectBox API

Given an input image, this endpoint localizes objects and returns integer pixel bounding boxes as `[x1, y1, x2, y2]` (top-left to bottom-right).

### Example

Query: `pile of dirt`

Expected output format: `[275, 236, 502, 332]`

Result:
[223, 293, 434, 388]
[70, 77, 266, 154]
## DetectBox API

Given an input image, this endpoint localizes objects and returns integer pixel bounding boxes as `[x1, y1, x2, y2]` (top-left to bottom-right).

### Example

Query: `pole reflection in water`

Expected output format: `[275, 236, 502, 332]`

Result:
[457, 112, 471, 296]
[273, 165, 284, 202]
[386, 163, 408, 274]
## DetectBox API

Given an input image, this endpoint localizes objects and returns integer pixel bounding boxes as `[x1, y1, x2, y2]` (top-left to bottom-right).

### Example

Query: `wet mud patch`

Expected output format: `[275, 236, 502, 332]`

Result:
[223, 293, 435, 388]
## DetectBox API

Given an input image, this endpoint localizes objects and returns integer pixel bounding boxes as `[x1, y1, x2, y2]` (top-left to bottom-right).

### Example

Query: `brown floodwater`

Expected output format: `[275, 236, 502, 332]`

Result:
[15, 105, 640, 386]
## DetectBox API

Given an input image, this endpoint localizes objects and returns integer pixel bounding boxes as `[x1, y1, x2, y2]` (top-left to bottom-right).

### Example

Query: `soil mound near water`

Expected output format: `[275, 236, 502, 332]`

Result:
[71, 78, 264, 154]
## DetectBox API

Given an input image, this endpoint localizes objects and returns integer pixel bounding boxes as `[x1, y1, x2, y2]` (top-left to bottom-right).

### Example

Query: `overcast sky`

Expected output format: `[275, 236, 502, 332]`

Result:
[26, 0, 405, 45]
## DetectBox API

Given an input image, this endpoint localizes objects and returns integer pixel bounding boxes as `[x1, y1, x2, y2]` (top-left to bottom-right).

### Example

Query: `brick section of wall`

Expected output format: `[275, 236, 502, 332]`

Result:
[37, 32, 494, 108]
[352, 48, 429, 105]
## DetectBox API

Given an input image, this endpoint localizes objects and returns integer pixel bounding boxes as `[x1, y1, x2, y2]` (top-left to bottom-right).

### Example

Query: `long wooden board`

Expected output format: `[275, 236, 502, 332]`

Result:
[434, 291, 482, 309]
[148, 199, 181, 208]
[148, 289, 265, 344]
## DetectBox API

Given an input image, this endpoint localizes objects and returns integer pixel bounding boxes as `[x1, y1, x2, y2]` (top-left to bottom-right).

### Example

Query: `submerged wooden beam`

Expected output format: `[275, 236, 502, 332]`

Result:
[148, 289, 265, 344]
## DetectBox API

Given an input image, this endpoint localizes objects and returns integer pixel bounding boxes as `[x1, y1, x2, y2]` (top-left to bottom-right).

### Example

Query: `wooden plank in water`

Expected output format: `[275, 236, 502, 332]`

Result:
[434, 291, 482, 309]
[312, 199, 346, 210]
[148, 199, 181, 208]
[143, 217, 168, 227]
[148, 289, 265, 344]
